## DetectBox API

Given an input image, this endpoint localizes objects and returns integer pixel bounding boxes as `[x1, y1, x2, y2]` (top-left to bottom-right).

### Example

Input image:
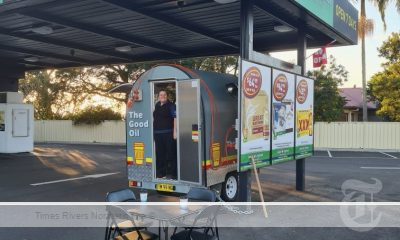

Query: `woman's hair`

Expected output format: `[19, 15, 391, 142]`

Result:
[158, 90, 167, 95]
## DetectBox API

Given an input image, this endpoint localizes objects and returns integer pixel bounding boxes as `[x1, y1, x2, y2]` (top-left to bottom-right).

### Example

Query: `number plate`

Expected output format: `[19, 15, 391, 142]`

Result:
[155, 183, 175, 192]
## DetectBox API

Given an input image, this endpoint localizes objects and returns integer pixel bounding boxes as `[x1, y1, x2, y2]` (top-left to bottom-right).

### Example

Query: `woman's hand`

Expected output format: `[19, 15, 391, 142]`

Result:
[173, 131, 177, 140]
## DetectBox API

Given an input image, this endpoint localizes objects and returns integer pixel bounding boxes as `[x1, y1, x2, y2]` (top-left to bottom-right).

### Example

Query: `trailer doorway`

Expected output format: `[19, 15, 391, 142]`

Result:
[151, 79, 201, 185]
[152, 81, 177, 180]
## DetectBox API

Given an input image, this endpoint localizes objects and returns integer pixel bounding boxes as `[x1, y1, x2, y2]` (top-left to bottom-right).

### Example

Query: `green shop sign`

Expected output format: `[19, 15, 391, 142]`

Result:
[296, 0, 334, 26]
[296, 0, 358, 43]
[333, 0, 358, 43]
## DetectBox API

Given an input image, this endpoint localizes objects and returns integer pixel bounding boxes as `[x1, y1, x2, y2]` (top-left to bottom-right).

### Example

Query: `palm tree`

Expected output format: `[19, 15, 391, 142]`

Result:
[359, 0, 400, 121]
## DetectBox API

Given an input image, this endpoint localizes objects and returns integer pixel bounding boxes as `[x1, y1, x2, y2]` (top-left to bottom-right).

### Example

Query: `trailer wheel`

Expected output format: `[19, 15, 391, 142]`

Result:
[221, 172, 238, 202]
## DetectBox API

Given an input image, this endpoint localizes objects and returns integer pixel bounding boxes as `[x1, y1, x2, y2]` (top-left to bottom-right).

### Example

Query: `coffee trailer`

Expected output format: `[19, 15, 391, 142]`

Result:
[126, 64, 240, 201]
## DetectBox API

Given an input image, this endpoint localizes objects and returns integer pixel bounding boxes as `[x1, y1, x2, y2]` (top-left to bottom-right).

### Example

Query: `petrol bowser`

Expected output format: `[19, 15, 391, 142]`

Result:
[0, 92, 34, 153]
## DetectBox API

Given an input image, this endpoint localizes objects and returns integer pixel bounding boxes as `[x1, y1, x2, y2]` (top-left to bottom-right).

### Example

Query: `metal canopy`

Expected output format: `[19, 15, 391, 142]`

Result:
[0, 0, 356, 71]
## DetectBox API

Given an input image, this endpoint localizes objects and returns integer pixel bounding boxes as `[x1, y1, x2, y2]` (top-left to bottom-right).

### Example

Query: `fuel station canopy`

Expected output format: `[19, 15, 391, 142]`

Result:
[0, 0, 358, 91]
[0, 0, 358, 201]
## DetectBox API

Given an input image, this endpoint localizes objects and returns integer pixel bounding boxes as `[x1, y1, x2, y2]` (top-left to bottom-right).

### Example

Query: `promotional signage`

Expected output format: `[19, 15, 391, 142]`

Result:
[271, 69, 295, 164]
[296, 0, 358, 43]
[239, 60, 272, 171]
[333, 0, 358, 43]
[238, 60, 314, 172]
[313, 47, 328, 68]
[295, 77, 314, 159]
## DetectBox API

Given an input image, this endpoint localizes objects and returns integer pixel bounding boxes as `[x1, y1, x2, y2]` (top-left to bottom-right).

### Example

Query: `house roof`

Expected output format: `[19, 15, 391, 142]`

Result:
[339, 87, 377, 109]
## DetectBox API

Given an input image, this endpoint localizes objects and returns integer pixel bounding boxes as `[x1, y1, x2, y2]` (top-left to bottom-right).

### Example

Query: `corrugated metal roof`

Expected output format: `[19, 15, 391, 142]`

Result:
[340, 88, 377, 109]
[0, 0, 355, 71]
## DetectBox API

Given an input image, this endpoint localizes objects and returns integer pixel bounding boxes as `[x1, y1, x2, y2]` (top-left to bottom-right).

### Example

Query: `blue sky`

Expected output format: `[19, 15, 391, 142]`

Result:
[271, 1, 400, 88]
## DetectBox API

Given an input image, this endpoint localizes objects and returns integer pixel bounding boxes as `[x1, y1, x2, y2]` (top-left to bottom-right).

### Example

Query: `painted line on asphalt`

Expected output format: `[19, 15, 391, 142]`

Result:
[312, 154, 400, 159]
[327, 150, 332, 158]
[380, 152, 398, 159]
[32, 154, 58, 157]
[30, 172, 120, 186]
[361, 167, 400, 170]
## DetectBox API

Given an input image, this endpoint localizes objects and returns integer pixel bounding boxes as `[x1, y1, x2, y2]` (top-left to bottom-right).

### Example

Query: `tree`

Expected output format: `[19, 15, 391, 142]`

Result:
[359, 0, 400, 121]
[174, 56, 239, 75]
[378, 32, 400, 65]
[20, 56, 239, 120]
[307, 56, 348, 122]
[68, 106, 123, 125]
[55, 56, 239, 105]
[56, 64, 153, 104]
[368, 32, 400, 121]
[20, 70, 69, 120]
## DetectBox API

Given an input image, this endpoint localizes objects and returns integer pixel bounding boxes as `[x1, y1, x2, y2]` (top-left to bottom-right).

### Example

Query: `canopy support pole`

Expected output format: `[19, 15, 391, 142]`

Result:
[0, 67, 24, 92]
[296, 29, 307, 191]
[238, 0, 254, 202]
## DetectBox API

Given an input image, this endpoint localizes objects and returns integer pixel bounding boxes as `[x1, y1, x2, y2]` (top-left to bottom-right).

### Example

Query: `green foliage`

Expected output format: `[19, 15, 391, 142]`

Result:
[19, 70, 67, 120]
[307, 56, 348, 122]
[378, 32, 400, 65]
[69, 106, 122, 125]
[369, 33, 400, 121]
[56, 64, 152, 104]
[367, 0, 400, 30]
[19, 57, 238, 120]
[172, 56, 239, 75]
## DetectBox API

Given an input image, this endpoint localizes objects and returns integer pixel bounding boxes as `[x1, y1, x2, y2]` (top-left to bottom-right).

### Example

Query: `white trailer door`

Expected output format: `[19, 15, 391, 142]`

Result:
[177, 79, 201, 185]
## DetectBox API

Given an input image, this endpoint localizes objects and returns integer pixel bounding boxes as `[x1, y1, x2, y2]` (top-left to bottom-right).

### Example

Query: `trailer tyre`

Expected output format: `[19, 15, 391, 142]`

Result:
[221, 172, 238, 202]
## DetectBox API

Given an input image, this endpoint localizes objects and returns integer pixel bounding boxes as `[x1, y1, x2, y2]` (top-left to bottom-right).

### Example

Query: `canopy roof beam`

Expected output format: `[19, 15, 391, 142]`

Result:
[19, 11, 184, 55]
[99, 0, 239, 49]
[0, 27, 134, 61]
[254, 1, 314, 40]
[0, 45, 90, 64]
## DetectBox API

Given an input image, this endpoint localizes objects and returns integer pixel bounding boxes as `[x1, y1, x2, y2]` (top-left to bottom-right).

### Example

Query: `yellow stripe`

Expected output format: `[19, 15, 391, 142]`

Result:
[202, 160, 212, 166]
[146, 157, 153, 163]
[222, 155, 236, 161]
[127, 157, 133, 161]
[135, 160, 144, 165]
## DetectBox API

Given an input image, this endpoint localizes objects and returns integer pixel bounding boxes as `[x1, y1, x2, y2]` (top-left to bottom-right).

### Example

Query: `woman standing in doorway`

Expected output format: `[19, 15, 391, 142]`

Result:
[153, 90, 177, 179]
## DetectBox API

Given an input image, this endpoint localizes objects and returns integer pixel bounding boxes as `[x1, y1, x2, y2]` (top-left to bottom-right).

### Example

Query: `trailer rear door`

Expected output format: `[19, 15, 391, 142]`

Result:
[177, 79, 201, 185]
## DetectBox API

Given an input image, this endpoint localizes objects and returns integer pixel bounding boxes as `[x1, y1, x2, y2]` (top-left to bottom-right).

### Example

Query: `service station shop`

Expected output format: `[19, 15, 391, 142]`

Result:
[0, 0, 358, 201]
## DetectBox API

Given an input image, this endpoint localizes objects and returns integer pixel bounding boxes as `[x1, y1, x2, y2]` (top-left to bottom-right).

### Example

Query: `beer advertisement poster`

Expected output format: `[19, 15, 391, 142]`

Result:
[239, 60, 272, 171]
[295, 76, 314, 159]
[271, 69, 295, 164]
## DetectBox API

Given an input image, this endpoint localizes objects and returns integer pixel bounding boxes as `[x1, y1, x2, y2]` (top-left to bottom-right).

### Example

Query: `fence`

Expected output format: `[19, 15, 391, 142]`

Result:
[314, 122, 400, 151]
[34, 120, 125, 144]
[34, 121, 400, 151]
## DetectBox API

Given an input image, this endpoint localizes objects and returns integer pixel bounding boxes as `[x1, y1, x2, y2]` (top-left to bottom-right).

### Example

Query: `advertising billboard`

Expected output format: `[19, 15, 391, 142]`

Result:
[271, 69, 295, 164]
[295, 76, 314, 159]
[239, 60, 272, 171]
[238, 61, 314, 172]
